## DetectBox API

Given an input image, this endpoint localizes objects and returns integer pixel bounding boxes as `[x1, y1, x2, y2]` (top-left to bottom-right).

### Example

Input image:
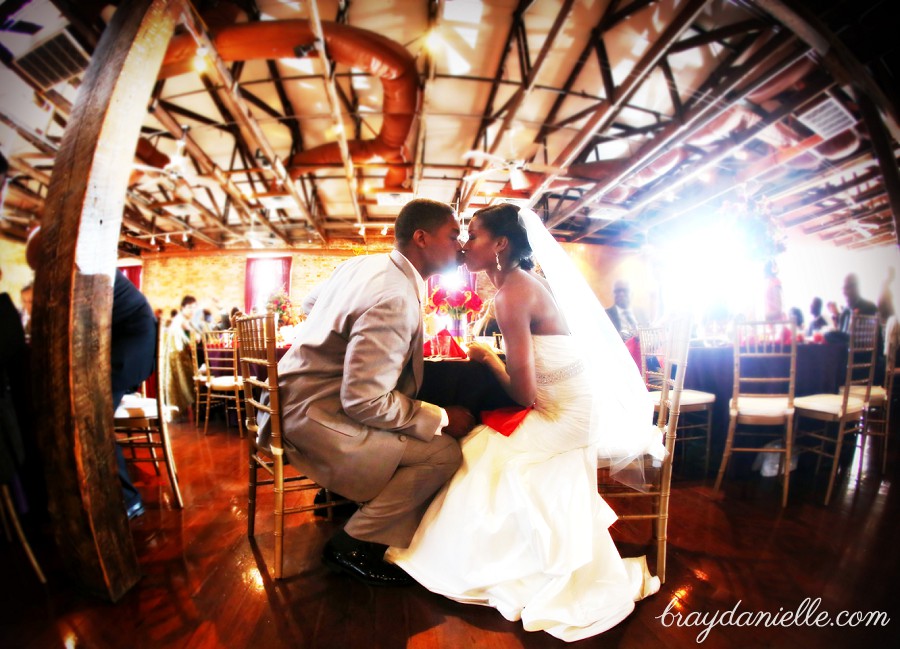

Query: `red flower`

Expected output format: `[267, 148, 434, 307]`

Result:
[446, 289, 466, 309]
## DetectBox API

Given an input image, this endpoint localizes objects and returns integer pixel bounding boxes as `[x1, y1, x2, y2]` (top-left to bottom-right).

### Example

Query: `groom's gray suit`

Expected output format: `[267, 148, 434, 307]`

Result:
[272, 249, 460, 547]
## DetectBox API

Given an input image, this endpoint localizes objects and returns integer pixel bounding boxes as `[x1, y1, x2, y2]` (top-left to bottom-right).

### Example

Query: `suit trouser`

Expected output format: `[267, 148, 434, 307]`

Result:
[343, 434, 461, 548]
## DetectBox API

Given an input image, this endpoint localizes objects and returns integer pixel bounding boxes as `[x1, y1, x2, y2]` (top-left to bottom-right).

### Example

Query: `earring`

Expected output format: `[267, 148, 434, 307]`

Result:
[495, 252, 502, 271]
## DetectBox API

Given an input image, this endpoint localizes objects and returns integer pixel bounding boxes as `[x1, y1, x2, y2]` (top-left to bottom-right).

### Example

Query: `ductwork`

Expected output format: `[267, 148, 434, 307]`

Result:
[161, 20, 419, 189]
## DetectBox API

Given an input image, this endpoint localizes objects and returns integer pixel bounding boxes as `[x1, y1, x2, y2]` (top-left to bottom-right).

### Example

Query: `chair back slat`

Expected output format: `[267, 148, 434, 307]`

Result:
[234, 313, 281, 449]
[732, 320, 797, 407]
[843, 314, 878, 404]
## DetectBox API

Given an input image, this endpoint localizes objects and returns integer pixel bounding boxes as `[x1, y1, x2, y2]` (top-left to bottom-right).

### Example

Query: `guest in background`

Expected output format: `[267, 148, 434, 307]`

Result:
[605, 279, 643, 341]
[470, 296, 500, 337]
[838, 273, 877, 333]
[788, 306, 804, 332]
[25, 226, 154, 519]
[19, 283, 33, 340]
[763, 259, 785, 322]
[826, 300, 841, 329]
[807, 297, 829, 336]
[164, 295, 199, 419]
[877, 266, 895, 327]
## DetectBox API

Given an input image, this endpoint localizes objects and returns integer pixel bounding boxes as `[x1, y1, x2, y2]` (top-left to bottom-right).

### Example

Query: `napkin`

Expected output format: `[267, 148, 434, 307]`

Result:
[481, 406, 533, 437]
[423, 329, 467, 359]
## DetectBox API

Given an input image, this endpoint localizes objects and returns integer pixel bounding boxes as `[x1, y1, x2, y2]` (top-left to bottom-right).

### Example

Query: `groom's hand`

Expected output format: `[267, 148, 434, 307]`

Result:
[442, 405, 476, 439]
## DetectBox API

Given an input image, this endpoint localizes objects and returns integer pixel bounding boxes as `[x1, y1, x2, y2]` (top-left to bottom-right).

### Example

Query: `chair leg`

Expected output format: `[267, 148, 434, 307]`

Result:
[273, 457, 285, 579]
[713, 417, 737, 494]
[824, 420, 850, 506]
[235, 389, 244, 438]
[203, 389, 213, 435]
[1, 485, 46, 584]
[703, 407, 712, 476]
[782, 419, 793, 508]
[248, 448, 258, 538]
[159, 427, 184, 509]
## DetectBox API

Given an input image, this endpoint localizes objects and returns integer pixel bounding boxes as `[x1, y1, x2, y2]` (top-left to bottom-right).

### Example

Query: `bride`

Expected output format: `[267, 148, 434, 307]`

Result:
[386, 203, 661, 642]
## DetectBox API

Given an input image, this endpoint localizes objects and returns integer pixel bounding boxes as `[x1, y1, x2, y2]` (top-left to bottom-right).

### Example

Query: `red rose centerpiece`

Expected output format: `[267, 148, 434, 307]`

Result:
[426, 287, 483, 340]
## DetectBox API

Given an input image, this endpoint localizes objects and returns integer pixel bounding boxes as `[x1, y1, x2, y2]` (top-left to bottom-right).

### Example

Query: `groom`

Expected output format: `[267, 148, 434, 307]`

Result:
[274, 198, 475, 586]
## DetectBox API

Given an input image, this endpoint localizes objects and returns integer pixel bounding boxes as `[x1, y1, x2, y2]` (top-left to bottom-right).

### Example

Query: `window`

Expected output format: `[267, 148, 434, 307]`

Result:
[245, 257, 292, 313]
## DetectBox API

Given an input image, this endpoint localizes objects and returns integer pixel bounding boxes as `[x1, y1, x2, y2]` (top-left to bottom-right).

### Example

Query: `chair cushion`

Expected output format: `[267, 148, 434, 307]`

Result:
[114, 393, 158, 419]
[847, 385, 886, 406]
[794, 393, 865, 417]
[210, 375, 243, 389]
[730, 396, 793, 418]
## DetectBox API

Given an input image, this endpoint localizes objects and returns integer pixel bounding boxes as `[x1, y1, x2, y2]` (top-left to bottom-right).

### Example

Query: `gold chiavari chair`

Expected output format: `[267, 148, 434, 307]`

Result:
[599, 314, 691, 584]
[114, 322, 184, 508]
[188, 330, 208, 428]
[200, 329, 245, 437]
[714, 319, 797, 508]
[639, 323, 715, 474]
[235, 312, 351, 579]
[794, 314, 878, 505]
[850, 318, 897, 474]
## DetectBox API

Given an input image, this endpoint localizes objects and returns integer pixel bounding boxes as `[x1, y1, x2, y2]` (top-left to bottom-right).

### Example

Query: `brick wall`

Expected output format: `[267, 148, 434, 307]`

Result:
[139, 245, 390, 319]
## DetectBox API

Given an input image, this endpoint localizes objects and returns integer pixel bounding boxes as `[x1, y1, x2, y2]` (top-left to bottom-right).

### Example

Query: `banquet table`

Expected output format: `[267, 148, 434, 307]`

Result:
[684, 342, 848, 460]
[419, 358, 517, 417]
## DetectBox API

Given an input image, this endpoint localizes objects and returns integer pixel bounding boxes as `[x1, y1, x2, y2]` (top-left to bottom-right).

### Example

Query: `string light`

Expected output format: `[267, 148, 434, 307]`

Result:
[381, 225, 389, 236]
[182, 231, 189, 242]
[165, 233, 171, 243]
[150, 235, 156, 246]
[358, 225, 366, 237]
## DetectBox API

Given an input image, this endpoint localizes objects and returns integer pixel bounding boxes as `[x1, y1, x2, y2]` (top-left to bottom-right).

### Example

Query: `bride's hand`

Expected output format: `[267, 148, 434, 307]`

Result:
[466, 341, 495, 364]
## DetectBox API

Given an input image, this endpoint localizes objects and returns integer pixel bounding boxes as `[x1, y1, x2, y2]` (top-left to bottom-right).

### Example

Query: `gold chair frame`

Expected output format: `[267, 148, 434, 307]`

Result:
[639, 324, 715, 474]
[714, 320, 797, 508]
[599, 314, 691, 584]
[235, 312, 351, 579]
[795, 314, 878, 505]
[200, 329, 245, 437]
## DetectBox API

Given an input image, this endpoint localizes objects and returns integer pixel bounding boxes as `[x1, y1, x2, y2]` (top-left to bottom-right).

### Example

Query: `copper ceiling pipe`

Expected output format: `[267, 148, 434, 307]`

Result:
[161, 20, 419, 189]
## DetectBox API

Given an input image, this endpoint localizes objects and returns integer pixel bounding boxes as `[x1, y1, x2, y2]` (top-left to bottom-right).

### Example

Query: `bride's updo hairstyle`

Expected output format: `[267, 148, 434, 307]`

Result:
[474, 203, 535, 270]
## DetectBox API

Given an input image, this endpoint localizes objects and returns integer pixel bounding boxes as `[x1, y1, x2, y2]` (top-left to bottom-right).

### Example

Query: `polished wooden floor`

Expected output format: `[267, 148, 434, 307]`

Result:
[3, 411, 898, 648]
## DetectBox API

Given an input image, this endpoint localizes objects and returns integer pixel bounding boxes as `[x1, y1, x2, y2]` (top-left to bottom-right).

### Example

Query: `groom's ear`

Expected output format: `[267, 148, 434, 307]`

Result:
[411, 228, 430, 249]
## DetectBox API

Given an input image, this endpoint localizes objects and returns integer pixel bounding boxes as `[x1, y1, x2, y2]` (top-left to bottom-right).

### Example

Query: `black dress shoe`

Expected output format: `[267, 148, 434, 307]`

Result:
[322, 537, 413, 587]
[313, 488, 358, 519]
[126, 501, 146, 520]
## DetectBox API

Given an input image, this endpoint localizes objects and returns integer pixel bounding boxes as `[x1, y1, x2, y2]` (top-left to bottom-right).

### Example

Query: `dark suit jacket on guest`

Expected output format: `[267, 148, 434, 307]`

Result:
[110, 270, 157, 407]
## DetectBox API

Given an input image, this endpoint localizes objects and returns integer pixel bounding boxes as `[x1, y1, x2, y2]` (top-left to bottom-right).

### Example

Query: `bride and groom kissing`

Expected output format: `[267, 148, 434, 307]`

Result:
[263, 198, 660, 641]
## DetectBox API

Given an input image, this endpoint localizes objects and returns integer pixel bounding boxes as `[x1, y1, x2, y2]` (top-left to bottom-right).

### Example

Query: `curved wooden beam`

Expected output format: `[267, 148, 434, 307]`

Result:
[31, 0, 182, 601]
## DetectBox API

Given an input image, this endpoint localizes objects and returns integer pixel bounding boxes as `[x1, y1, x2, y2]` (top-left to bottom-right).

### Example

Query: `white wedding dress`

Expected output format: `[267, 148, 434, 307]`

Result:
[386, 335, 660, 642]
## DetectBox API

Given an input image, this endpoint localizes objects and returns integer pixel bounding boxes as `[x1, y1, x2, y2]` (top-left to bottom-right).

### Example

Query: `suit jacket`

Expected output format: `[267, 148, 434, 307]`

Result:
[110, 270, 157, 407]
[605, 305, 642, 336]
[273, 250, 444, 502]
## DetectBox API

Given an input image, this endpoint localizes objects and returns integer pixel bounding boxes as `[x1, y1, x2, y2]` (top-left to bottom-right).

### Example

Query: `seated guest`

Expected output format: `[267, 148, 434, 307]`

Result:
[605, 279, 643, 340]
[19, 283, 33, 340]
[838, 273, 878, 333]
[470, 297, 500, 337]
[807, 297, 829, 336]
[26, 227, 155, 519]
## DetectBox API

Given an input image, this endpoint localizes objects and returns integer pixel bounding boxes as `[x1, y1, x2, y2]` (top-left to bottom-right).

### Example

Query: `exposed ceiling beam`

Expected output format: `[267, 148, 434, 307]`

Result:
[459, 0, 576, 211]
[524, 0, 713, 211]
[179, 6, 306, 242]
[548, 29, 798, 230]
[307, 0, 362, 225]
